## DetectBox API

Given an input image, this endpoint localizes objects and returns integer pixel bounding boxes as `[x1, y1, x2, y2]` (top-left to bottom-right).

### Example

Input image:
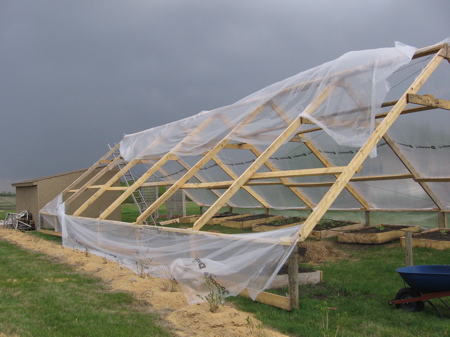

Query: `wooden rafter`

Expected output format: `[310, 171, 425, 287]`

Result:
[65, 155, 123, 207]
[210, 155, 271, 208]
[135, 102, 270, 224]
[174, 156, 231, 207]
[62, 143, 120, 200]
[192, 84, 334, 231]
[303, 140, 370, 209]
[73, 158, 141, 216]
[381, 128, 445, 210]
[296, 44, 446, 241]
[247, 145, 315, 209]
[98, 115, 219, 220]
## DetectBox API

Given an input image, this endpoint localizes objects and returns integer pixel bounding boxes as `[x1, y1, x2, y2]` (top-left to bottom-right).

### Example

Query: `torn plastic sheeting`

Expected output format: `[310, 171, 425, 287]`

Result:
[60, 210, 301, 304]
[119, 42, 415, 162]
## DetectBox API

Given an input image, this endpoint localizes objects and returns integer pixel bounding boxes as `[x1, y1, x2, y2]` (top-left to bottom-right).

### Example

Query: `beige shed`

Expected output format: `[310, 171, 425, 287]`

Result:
[13, 167, 121, 228]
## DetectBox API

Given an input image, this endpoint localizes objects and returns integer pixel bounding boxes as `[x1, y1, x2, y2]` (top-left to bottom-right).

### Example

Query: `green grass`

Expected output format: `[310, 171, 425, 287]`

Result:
[0, 209, 16, 220]
[229, 241, 450, 337]
[0, 196, 15, 210]
[0, 239, 172, 337]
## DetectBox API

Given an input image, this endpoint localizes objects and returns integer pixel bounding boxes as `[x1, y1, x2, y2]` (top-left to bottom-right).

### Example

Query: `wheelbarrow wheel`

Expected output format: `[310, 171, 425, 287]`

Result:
[394, 287, 424, 312]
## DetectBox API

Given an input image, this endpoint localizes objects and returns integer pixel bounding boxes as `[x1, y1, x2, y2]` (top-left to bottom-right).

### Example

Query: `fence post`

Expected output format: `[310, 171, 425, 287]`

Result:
[288, 246, 299, 308]
[405, 231, 413, 266]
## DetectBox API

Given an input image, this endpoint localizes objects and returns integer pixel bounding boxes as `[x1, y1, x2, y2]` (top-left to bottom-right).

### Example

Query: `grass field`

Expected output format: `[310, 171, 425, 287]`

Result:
[0, 239, 172, 337]
[3, 202, 449, 336]
[230, 241, 450, 337]
[0, 196, 15, 211]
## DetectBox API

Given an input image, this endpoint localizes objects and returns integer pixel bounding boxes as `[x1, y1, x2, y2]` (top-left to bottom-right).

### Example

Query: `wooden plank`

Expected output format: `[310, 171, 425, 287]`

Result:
[405, 231, 413, 266]
[297, 48, 446, 241]
[221, 215, 283, 229]
[98, 153, 176, 220]
[288, 247, 299, 308]
[382, 129, 444, 210]
[176, 157, 224, 202]
[407, 94, 450, 110]
[73, 158, 141, 217]
[269, 270, 322, 289]
[212, 155, 270, 208]
[310, 222, 365, 239]
[250, 167, 346, 180]
[438, 212, 448, 228]
[65, 156, 122, 207]
[135, 101, 270, 225]
[239, 289, 293, 311]
[400, 228, 450, 251]
[192, 85, 333, 231]
[338, 225, 420, 244]
[305, 139, 370, 209]
[62, 143, 120, 198]
[415, 177, 450, 182]
[248, 144, 314, 209]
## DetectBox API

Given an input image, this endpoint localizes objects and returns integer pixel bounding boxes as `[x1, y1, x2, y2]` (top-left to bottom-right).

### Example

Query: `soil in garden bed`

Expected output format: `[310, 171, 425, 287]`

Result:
[413, 229, 450, 242]
[313, 219, 357, 231]
[211, 212, 240, 219]
[230, 213, 277, 222]
[347, 224, 411, 234]
[255, 216, 304, 227]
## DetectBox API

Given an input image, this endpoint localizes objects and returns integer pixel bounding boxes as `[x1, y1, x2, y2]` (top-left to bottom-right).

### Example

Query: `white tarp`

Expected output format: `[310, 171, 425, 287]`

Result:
[42, 197, 300, 304]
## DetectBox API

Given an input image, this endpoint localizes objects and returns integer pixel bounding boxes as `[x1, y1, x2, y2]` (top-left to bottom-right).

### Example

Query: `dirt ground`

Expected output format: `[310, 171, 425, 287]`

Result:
[0, 229, 289, 337]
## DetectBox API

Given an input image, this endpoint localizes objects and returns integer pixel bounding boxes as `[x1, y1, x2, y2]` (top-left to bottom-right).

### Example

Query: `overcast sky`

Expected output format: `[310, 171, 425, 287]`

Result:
[0, 0, 449, 192]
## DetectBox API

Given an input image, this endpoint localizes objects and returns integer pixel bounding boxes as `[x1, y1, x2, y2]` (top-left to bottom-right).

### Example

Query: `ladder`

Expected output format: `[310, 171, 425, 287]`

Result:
[109, 144, 157, 226]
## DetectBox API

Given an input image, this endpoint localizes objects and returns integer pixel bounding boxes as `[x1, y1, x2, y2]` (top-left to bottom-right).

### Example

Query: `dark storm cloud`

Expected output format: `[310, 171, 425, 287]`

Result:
[0, 0, 449, 191]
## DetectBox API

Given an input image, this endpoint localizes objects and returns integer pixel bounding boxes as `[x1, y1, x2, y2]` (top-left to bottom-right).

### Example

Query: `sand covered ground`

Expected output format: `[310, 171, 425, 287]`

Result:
[0, 229, 289, 337]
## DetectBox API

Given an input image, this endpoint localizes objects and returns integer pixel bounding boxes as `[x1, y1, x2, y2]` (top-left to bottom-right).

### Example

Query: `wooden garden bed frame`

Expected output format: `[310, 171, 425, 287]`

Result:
[52, 41, 450, 310]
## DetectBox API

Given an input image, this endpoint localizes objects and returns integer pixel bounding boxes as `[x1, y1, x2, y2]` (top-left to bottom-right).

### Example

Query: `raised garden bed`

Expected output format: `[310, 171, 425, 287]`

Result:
[338, 224, 420, 244]
[311, 220, 365, 239]
[252, 217, 304, 232]
[177, 212, 253, 225]
[400, 228, 450, 250]
[221, 214, 283, 229]
[268, 265, 322, 289]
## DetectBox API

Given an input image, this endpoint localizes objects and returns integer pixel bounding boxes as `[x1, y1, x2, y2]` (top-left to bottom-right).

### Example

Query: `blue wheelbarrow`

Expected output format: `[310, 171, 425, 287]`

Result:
[389, 265, 450, 318]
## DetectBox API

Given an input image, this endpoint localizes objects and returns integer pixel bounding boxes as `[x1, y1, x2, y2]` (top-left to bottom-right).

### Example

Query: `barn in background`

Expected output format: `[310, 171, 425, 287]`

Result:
[13, 167, 121, 229]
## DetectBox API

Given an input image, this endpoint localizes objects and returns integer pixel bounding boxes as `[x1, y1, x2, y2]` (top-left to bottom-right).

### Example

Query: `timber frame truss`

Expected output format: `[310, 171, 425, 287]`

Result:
[62, 41, 450, 241]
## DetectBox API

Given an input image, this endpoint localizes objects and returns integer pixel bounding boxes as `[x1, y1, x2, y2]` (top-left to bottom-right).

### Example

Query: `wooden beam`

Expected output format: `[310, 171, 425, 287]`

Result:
[136, 101, 272, 225]
[414, 177, 450, 182]
[248, 144, 315, 209]
[222, 143, 254, 150]
[65, 156, 123, 207]
[239, 289, 292, 311]
[193, 85, 333, 231]
[304, 139, 370, 209]
[250, 167, 346, 180]
[407, 94, 450, 110]
[98, 153, 176, 220]
[297, 46, 446, 241]
[135, 139, 232, 224]
[211, 155, 271, 208]
[73, 158, 141, 217]
[62, 143, 120, 198]
[175, 157, 229, 205]
[382, 127, 445, 210]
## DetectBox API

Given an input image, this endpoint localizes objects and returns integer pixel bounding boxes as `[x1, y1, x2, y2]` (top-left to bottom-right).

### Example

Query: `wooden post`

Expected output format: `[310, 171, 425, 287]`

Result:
[405, 231, 413, 266]
[288, 247, 299, 309]
[365, 211, 370, 227]
[438, 212, 448, 228]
